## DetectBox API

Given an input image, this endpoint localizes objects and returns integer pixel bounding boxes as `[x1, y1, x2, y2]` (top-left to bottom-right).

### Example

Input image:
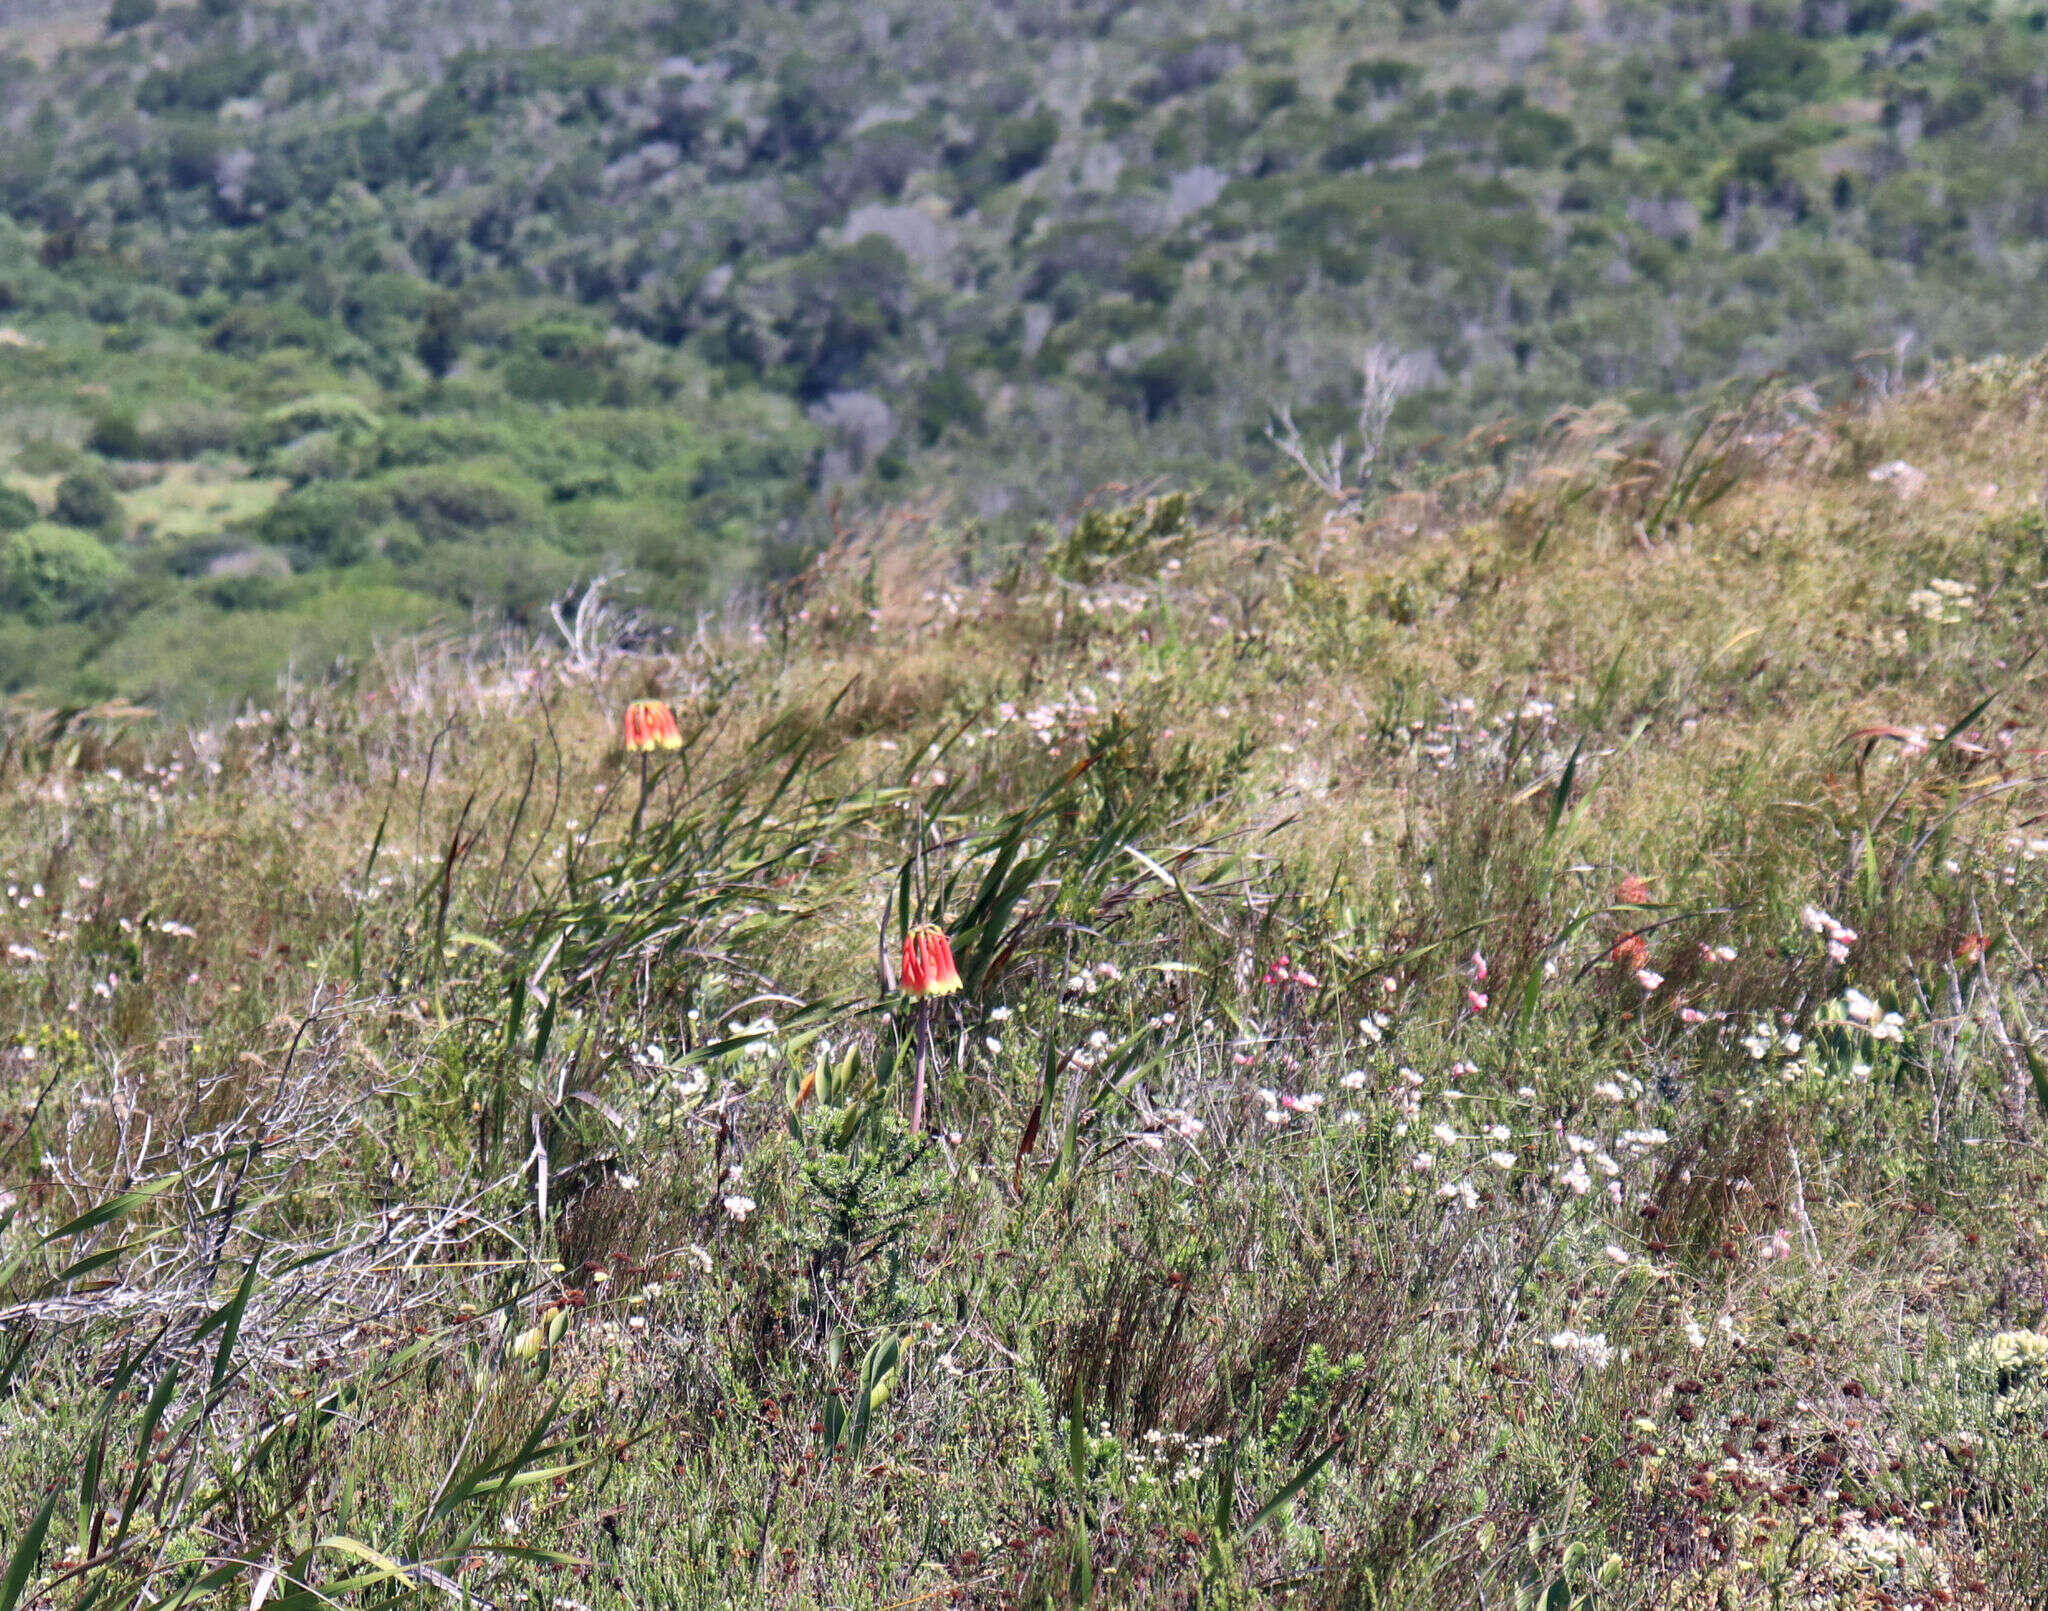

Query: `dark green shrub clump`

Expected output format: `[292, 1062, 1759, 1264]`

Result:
[0, 486, 38, 533]
[88, 411, 146, 460]
[53, 471, 123, 533]
[257, 484, 391, 567]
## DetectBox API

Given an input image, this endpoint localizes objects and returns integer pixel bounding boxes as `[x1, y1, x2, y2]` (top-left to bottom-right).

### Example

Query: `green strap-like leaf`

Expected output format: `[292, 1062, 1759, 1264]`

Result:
[1241, 1439, 1342, 1536]
[0, 1489, 56, 1611]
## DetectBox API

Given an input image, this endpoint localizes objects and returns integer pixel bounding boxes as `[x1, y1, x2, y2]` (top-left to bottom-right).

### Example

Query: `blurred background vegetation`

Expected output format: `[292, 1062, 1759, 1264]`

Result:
[1, 0, 2046, 705]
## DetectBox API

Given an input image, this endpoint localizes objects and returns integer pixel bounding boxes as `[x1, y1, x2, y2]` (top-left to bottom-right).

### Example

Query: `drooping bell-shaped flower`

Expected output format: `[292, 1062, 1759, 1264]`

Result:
[900, 924, 962, 1000]
[622, 699, 683, 753]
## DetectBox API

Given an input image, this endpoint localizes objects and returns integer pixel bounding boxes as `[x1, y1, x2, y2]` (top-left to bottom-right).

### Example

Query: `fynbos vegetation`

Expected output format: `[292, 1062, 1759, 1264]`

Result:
[0, 359, 2044, 1605]
[5, 0, 2048, 701]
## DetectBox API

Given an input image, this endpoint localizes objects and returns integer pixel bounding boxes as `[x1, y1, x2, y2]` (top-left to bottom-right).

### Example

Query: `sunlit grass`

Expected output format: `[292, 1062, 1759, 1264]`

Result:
[121, 464, 286, 543]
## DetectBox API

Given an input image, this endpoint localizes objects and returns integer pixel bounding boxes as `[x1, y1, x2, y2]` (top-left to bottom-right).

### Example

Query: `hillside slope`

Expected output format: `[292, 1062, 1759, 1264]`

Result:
[6, 0, 2048, 702]
[0, 360, 2045, 1605]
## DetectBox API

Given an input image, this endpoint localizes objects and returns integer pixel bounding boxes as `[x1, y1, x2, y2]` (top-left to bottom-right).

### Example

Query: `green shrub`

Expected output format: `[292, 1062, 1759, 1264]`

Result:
[1498, 106, 1574, 167]
[1083, 97, 1142, 134]
[207, 303, 327, 359]
[388, 471, 541, 542]
[89, 411, 146, 460]
[374, 418, 522, 469]
[1, 525, 127, 622]
[53, 472, 123, 533]
[1252, 75, 1300, 117]
[400, 537, 582, 620]
[257, 484, 392, 567]
[137, 405, 244, 460]
[1113, 345, 1210, 421]
[249, 395, 382, 459]
[915, 368, 986, 445]
[0, 486, 38, 533]
[991, 110, 1061, 181]
[137, 48, 273, 115]
[1725, 31, 1827, 118]
[416, 295, 463, 381]
[1334, 57, 1419, 113]
[503, 357, 606, 406]
[106, 0, 157, 30]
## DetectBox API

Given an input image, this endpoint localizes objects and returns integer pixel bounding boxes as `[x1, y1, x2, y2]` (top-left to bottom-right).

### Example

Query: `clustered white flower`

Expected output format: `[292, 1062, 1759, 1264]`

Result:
[1841, 988, 1906, 1042]
[1801, 904, 1858, 963]
[1741, 1018, 1802, 1061]
[1905, 576, 1974, 625]
[1547, 1330, 1616, 1372]
[1135, 1428, 1228, 1485]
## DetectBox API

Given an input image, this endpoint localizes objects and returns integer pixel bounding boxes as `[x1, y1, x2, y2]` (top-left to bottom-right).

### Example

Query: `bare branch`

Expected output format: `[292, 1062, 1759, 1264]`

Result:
[1267, 345, 1416, 505]
[549, 571, 626, 674]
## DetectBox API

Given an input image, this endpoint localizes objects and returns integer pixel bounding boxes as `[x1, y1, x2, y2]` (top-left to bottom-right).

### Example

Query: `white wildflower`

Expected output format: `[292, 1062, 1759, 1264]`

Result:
[1548, 1330, 1614, 1371]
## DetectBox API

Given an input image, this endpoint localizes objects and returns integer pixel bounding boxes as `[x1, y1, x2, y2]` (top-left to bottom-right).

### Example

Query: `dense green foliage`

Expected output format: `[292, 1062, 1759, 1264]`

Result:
[4, 0, 2048, 700]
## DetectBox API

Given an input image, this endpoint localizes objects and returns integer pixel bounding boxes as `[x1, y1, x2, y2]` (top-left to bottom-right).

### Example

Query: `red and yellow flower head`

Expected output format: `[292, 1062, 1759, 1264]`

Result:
[900, 924, 962, 1000]
[621, 699, 683, 753]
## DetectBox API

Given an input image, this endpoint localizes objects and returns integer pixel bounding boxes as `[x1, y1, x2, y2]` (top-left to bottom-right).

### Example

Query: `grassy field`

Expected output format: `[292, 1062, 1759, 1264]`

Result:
[1, 356, 2046, 1608]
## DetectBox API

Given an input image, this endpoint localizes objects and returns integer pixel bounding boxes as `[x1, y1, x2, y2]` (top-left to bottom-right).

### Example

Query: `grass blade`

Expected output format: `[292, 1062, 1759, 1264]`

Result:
[1241, 1439, 1342, 1536]
[0, 1489, 56, 1611]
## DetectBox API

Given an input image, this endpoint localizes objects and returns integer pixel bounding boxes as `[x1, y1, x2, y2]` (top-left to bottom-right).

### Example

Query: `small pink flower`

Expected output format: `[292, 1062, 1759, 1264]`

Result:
[1466, 989, 1489, 1013]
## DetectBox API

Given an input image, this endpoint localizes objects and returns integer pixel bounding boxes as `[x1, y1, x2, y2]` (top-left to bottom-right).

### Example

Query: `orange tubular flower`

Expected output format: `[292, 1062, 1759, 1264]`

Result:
[622, 699, 683, 753]
[900, 925, 962, 1000]
[1609, 932, 1650, 971]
